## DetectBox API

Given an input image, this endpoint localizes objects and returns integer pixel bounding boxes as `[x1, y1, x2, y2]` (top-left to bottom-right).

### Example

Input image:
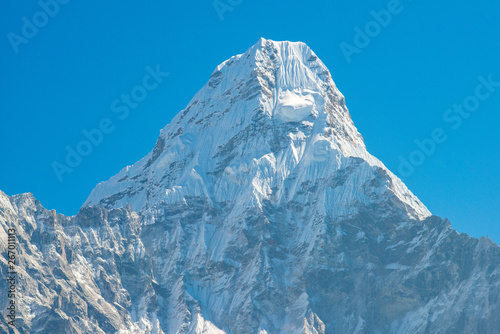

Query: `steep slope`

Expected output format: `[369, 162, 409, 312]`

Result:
[2, 39, 500, 334]
[0, 191, 157, 333]
[84, 38, 429, 220]
[3, 190, 500, 333]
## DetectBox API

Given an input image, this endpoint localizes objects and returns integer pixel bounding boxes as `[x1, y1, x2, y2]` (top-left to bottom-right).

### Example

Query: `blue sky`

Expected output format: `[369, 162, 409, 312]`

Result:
[1, 0, 499, 243]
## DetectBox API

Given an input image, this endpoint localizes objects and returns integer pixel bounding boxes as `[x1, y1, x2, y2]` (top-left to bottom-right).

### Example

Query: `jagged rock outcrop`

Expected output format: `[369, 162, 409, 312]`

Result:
[1, 39, 499, 333]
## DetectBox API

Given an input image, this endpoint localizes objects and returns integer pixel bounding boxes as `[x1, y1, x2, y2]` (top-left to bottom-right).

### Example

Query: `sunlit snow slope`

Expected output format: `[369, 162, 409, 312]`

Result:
[2, 39, 500, 334]
[85, 38, 429, 221]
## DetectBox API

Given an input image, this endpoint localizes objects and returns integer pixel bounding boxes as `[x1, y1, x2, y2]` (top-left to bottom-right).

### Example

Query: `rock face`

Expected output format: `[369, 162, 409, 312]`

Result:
[1, 39, 500, 333]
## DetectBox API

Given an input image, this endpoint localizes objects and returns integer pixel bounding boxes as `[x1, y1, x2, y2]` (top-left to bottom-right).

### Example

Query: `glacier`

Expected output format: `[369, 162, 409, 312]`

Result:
[1, 38, 500, 333]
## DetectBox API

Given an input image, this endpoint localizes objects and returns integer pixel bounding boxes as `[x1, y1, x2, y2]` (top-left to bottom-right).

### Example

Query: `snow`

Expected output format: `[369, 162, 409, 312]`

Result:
[2, 39, 500, 334]
[275, 89, 318, 122]
[385, 263, 411, 270]
[84, 39, 430, 224]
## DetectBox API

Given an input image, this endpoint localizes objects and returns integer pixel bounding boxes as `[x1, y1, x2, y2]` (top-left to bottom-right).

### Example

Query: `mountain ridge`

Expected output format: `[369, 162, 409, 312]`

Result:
[1, 39, 500, 333]
[84, 38, 429, 220]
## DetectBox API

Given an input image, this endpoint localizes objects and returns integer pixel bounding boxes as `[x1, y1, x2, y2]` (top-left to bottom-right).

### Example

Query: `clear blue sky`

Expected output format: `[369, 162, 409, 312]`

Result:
[1, 0, 499, 243]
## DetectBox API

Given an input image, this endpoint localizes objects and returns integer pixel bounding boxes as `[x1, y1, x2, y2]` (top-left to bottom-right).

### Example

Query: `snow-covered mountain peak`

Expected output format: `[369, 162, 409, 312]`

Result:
[84, 39, 429, 220]
[8, 40, 500, 334]
[162, 38, 357, 142]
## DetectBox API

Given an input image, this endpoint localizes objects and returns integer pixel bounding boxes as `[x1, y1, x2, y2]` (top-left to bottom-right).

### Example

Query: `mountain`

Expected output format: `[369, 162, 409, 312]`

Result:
[2, 38, 500, 334]
[84, 38, 429, 220]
